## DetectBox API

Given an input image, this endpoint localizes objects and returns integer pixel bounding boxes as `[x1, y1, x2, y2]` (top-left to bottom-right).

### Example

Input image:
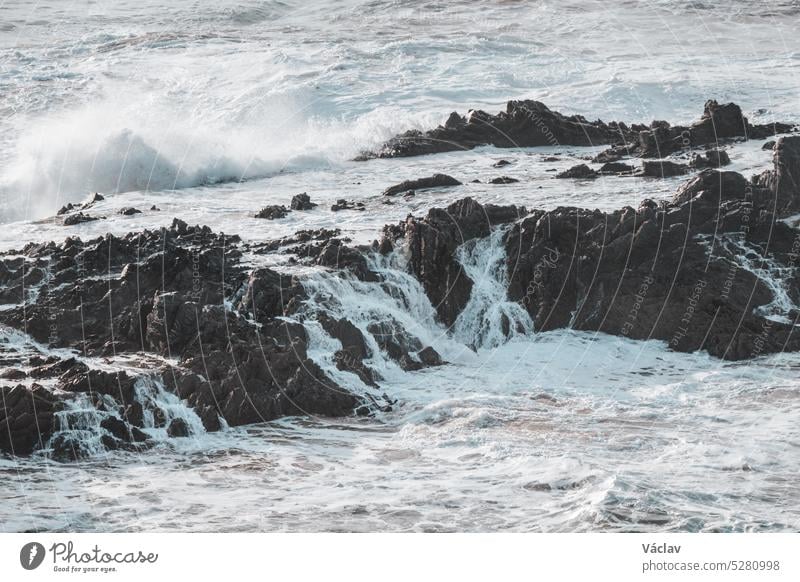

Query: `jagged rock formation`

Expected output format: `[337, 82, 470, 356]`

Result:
[359, 99, 794, 160]
[2, 108, 798, 460]
[382, 174, 462, 196]
[380, 135, 800, 360]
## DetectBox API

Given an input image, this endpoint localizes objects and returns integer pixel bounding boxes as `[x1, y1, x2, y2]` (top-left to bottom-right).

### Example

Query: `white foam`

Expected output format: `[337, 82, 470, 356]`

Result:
[453, 227, 534, 349]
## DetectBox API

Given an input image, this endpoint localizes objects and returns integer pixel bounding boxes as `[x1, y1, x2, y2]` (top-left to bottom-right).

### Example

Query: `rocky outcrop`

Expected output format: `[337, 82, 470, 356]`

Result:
[595, 100, 795, 161]
[255, 205, 289, 219]
[752, 135, 800, 216]
[489, 176, 520, 184]
[690, 149, 731, 169]
[331, 199, 365, 211]
[382, 174, 462, 196]
[386, 197, 526, 326]
[0, 219, 381, 458]
[291, 192, 317, 210]
[64, 212, 101, 226]
[639, 160, 689, 178]
[0, 384, 60, 456]
[360, 99, 794, 160]
[361, 100, 637, 159]
[379, 133, 800, 360]
[556, 164, 597, 179]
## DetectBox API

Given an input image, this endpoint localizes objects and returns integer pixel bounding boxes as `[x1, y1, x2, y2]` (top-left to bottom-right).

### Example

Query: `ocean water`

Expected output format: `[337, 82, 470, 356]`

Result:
[1, 0, 799, 532]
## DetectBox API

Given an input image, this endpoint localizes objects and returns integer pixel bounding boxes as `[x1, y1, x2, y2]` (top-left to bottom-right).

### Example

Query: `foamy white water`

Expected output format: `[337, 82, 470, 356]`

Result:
[1, 0, 800, 532]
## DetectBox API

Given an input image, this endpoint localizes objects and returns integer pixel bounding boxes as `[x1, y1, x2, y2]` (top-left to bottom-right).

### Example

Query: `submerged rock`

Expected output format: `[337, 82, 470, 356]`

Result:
[639, 160, 689, 177]
[255, 205, 289, 219]
[331, 199, 364, 211]
[690, 148, 731, 169]
[361, 99, 794, 161]
[556, 164, 597, 179]
[489, 176, 520, 184]
[382, 174, 462, 196]
[291, 192, 317, 210]
[360, 100, 636, 159]
[598, 161, 636, 175]
[63, 212, 101, 225]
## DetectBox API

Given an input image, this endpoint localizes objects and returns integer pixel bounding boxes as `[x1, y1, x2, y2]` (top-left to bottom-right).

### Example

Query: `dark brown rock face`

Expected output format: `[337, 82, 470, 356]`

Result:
[376, 134, 800, 361]
[385, 197, 526, 326]
[0, 384, 59, 455]
[361, 100, 635, 159]
[502, 154, 800, 359]
[556, 164, 598, 179]
[0, 219, 372, 457]
[753, 135, 800, 216]
[382, 174, 462, 196]
[360, 99, 794, 160]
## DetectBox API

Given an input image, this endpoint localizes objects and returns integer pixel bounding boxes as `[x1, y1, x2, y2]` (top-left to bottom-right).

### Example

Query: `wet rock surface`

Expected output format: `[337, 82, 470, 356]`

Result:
[377, 126, 800, 360]
[384, 197, 526, 326]
[382, 174, 462, 196]
[2, 102, 799, 460]
[360, 100, 638, 159]
[0, 219, 378, 457]
[556, 164, 597, 179]
[255, 204, 289, 220]
[291, 192, 317, 210]
[361, 99, 794, 160]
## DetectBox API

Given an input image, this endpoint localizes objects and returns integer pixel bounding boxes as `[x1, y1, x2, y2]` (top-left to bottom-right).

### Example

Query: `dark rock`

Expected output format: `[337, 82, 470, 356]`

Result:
[594, 100, 795, 161]
[166, 417, 190, 438]
[0, 384, 60, 456]
[0, 217, 381, 459]
[752, 135, 800, 216]
[418, 346, 445, 366]
[556, 164, 597, 179]
[598, 162, 636, 175]
[639, 160, 689, 177]
[118, 207, 142, 215]
[382, 174, 462, 197]
[318, 314, 369, 360]
[100, 416, 138, 442]
[382, 197, 524, 326]
[489, 176, 520, 184]
[672, 170, 748, 206]
[493, 159, 511, 167]
[290, 192, 317, 211]
[502, 161, 800, 359]
[361, 100, 637, 159]
[316, 239, 377, 281]
[762, 140, 776, 150]
[255, 205, 289, 220]
[57, 203, 76, 216]
[0, 368, 26, 380]
[63, 212, 100, 226]
[331, 199, 363, 211]
[690, 149, 731, 169]
[363, 99, 794, 161]
[237, 268, 299, 323]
